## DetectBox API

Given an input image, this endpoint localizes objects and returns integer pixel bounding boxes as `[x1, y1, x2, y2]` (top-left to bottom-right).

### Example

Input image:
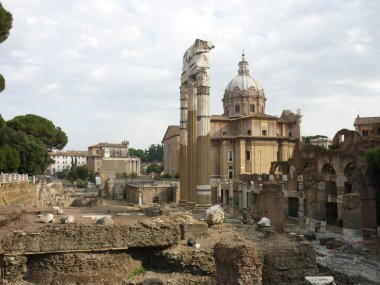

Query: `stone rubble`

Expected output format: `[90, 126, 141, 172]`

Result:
[40, 213, 54, 223]
[257, 217, 271, 228]
[96, 216, 114, 225]
[205, 205, 224, 226]
[60, 215, 75, 224]
[305, 276, 336, 285]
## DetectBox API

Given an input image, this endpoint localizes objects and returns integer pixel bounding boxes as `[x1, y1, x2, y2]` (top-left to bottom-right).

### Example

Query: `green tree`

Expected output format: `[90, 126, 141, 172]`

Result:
[69, 164, 78, 181]
[7, 114, 68, 151]
[146, 144, 163, 162]
[364, 147, 380, 174]
[77, 165, 89, 180]
[0, 74, 4, 93]
[0, 114, 5, 128]
[0, 144, 20, 172]
[0, 3, 13, 93]
[88, 171, 96, 183]
[129, 148, 148, 162]
[0, 127, 52, 174]
[302, 135, 328, 144]
[0, 3, 12, 44]
[146, 163, 163, 174]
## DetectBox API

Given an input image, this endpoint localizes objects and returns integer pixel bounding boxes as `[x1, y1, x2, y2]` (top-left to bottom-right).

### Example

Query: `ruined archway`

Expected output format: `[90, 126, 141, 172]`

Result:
[321, 163, 338, 225]
[344, 162, 356, 194]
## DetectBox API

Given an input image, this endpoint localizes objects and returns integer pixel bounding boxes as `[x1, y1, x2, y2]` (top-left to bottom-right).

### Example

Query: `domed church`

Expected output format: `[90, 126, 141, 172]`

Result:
[209, 53, 301, 181]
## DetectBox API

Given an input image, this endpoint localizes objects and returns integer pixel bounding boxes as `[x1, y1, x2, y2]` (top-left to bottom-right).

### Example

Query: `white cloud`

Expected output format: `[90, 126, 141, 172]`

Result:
[0, 0, 379, 150]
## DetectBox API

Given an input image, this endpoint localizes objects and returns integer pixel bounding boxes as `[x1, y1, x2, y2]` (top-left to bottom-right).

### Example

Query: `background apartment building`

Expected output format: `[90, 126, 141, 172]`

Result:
[87, 141, 140, 179]
[47, 151, 88, 175]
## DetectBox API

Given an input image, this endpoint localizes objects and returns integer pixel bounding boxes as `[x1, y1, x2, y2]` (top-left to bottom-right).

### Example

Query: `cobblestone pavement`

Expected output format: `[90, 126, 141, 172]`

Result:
[285, 222, 380, 284]
[314, 241, 380, 284]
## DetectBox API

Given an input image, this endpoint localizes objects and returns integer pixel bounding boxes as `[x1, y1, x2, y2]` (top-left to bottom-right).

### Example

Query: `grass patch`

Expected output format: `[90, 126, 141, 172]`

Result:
[126, 267, 147, 280]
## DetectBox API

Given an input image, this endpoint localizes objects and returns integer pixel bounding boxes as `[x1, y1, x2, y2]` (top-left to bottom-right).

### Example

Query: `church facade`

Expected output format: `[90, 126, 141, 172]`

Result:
[209, 54, 301, 182]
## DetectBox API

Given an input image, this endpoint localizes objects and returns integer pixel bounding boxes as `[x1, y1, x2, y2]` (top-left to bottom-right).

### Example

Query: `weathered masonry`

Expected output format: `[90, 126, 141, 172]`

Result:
[179, 39, 214, 207]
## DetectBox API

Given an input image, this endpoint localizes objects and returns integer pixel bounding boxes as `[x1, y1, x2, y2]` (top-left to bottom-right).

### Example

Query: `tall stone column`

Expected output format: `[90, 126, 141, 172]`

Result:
[217, 180, 222, 203]
[179, 84, 188, 203]
[187, 79, 197, 204]
[180, 39, 214, 206]
[219, 141, 228, 182]
[196, 71, 211, 206]
[242, 183, 248, 209]
[228, 181, 234, 213]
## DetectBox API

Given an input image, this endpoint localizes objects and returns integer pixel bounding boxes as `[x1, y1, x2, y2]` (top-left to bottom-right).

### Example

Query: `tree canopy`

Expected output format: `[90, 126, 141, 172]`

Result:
[146, 163, 163, 174]
[0, 74, 4, 93]
[7, 114, 68, 151]
[0, 114, 67, 175]
[0, 114, 5, 128]
[364, 147, 380, 175]
[0, 3, 12, 44]
[0, 3, 12, 93]
[302, 135, 328, 144]
[0, 127, 52, 174]
[129, 148, 148, 162]
[129, 144, 163, 162]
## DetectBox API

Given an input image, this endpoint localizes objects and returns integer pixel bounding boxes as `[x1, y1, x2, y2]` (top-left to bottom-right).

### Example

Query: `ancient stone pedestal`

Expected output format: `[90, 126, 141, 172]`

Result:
[214, 236, 262, 285]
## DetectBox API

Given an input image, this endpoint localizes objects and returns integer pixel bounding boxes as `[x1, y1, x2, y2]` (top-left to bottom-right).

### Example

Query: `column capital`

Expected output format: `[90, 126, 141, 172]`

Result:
[196, 70, 210, 89]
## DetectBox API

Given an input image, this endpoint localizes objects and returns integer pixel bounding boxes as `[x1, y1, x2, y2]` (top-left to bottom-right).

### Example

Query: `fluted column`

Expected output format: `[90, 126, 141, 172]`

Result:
[187, 79, 197, 204]
[196, 71, 211, 206]
[179, 84, 188, 203]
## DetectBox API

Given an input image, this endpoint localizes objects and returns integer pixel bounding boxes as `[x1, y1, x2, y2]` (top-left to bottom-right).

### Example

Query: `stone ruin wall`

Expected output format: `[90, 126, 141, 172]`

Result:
[0, 181, 37, 207]
[0, 217, 319, 285]
[0, 221, 180, 283]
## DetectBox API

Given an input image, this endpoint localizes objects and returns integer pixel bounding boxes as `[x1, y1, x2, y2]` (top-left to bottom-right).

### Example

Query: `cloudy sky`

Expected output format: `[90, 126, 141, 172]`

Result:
[0, 0, 379, 150]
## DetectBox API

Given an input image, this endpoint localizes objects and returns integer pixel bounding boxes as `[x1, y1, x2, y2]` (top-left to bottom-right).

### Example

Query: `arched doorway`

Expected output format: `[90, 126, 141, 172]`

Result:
[321, 163, 338, 225]
[344, 162, 356, 194]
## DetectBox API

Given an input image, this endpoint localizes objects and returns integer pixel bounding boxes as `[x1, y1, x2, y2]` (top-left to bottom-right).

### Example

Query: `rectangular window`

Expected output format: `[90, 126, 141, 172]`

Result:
[235, 104, 240, 113]
[250, 104, 255, 112]
[228, 170, 234, 180]
[246, 150, 251, 161]
[262, 130, 267, 136]
[362, 130, 369, 137]
[247, 130, 251, 135]
[228, 150, 233, 162]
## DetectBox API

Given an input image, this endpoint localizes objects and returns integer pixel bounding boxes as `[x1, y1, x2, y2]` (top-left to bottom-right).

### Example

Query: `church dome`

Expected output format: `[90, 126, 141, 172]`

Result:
[225, 54, 263, 92]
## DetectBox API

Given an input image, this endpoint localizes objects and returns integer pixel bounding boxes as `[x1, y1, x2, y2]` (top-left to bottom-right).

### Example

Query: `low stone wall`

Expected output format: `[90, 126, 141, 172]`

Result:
[0, 181, 37, 207]
[214, 236, 262, 285]
[1, 221, 180, 254]
[251, 183, 285, 233]
[262, 242, 317, 285]
[26, 251, 142, 285]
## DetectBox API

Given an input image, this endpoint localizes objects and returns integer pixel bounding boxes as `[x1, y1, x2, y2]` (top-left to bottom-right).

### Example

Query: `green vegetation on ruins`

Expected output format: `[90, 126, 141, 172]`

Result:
[57, 164, 96, 188]
[364, 147, 380, 175]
